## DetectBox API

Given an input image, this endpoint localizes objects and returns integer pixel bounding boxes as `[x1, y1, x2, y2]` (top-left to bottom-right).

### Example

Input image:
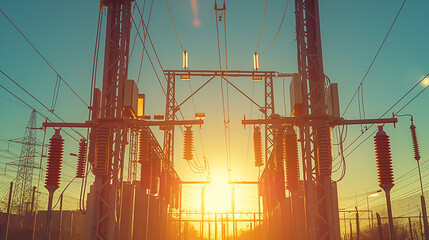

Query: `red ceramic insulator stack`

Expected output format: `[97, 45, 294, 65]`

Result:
[45, 128, 64, 190]
[183, 126, 194, 161]
[95, 124, 108, 176]
[284, 126, 300, 192]
[374, 126, 395, 188]
[76, 138, 87, 178]
[139, 128, 150, 163]
[253, 126, 263, 167]
[317, 122, 332, 176]
[410, 123, 421, 161]
[150, 154, 161, 194]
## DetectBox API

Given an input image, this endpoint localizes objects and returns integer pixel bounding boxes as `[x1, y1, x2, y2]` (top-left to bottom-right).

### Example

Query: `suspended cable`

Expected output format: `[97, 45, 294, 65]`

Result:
[259, 0, 290, 56]
[133, 3, 209, 179]
[255, 0, 268, 53]
[130, 0, 146, 59]
[165, 0, 185, 51]
[53, 177, 77, 209]
[130, 16, 167, 97]
[0, 81, 80, 142]
[0, 70, 85, 140]
[223, 9, 232, 180]
[341, 0, 407, 117]
[334, 73, 429, 161]
[0, 8, 89, 108]
[215, 1, 232, 180]
[135, 0, 155, 85]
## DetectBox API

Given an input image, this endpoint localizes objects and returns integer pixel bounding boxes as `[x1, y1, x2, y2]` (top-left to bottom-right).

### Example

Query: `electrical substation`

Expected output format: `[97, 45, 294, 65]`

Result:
[1, 0, 429, 240]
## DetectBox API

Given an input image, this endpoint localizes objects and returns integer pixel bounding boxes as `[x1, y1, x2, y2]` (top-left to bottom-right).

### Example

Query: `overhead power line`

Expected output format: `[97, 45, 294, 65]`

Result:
[0, 70, 85, 140]
[0, 81, 79, 142]
[342, 73, 429, 157]
[0, 8, 89, 108]
[164, 0, 185, 51]
[258, 0, 290, 56]
[341, 0, 407, 117]
[255, 0, 268, 53]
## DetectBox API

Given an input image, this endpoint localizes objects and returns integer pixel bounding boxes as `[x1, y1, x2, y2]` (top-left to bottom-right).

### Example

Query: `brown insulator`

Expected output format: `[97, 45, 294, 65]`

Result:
[183, 126, 194, 161]
[274, 128, 285, 171]
[140, 159, 151, 190]
[76, 138, 87, 178]
[284, 126, 300, 191]
[45, 128, 64, 190]
[150, 154, 161, 194]
[374, 126, 395, 189]
[410, 123, 421, 161]
[253, 126, 264, 167]
[150, 176, 159, 195]
[139, 128, 150, 163]
[316, 122, 332, 176]
[95, 124, 108, 176]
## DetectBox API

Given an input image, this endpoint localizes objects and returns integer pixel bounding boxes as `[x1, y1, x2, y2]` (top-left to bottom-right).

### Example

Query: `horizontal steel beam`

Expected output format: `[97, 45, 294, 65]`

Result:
[228, 181, 259, 185]
[43, 119, 204, 128]
[180, 181, 211, 184]
[242, 117, 397, 126]
[164, 69, 296, 78]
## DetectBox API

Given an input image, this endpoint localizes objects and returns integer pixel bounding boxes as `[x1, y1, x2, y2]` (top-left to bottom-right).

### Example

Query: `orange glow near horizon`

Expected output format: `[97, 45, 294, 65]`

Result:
[205, 177, 232, 212]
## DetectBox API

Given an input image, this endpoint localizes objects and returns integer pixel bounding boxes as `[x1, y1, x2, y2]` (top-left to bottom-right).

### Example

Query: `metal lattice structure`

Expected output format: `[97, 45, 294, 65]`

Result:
[128, 129, 139, 182]
[295, 0, 337, 239]
[12, 109, 38, 215]
[90, 0, 132, 239]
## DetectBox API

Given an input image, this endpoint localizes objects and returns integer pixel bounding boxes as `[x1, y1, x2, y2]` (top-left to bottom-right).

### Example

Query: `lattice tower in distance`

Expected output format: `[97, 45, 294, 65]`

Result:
[12, 109, 38, 214]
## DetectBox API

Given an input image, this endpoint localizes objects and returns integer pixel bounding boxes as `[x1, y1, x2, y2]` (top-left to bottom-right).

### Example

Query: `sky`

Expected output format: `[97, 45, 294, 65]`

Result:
[1, 0, 429, 215]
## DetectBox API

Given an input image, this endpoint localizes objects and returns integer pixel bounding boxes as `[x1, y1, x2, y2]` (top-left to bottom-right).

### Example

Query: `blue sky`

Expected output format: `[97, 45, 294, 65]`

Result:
[1, 0, 429, 213]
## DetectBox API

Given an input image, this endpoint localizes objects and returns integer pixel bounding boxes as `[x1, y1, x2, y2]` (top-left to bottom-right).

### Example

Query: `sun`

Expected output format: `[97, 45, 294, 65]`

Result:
[204, 178, 232, 212]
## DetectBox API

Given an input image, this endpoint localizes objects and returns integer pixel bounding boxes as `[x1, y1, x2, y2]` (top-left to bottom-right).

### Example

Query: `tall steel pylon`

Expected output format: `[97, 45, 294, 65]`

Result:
[12, 109, 38, 215]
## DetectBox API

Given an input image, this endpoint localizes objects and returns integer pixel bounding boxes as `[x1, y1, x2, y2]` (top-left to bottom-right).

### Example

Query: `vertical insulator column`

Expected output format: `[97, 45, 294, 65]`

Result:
[76, 138, 87, 178]
[44, 128, 64, 240]
[183, 126, 194, 161]
[374, 126, 395, 189]
[274, 127, 285, 200]
[139, 128, 150, 163]
[274, 128, 285, 171]
[374, 125, 396, 240]
[284, 126, 300, 192]
[139, 128, 151, 189]
[45, 128, 64, 190]
[95, 124, 108, 176]
[410, 122, 421, 161]
[253, 126, 264, 167]
[151, 154, 160, 194]
[316, 121, 332, 176]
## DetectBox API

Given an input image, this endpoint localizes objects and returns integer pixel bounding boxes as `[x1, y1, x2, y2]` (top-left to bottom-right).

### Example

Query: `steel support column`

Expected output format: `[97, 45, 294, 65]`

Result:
[295, 0, 338, 239]
[91, 0, 132, 239]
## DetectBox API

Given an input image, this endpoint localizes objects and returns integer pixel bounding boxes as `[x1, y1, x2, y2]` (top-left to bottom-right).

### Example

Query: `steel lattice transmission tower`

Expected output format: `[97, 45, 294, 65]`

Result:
[12, 109, 38, 214]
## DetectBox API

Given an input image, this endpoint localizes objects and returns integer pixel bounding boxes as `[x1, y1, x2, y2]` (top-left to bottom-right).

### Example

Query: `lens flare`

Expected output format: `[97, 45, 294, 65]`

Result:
[191, 0, 200, 26]
[421, 76, 429, 87]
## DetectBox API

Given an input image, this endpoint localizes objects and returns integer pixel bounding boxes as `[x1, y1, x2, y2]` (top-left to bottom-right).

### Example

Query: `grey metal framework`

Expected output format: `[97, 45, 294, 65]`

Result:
[162, 70, 294, 168]
[12, 109, 38, 215]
